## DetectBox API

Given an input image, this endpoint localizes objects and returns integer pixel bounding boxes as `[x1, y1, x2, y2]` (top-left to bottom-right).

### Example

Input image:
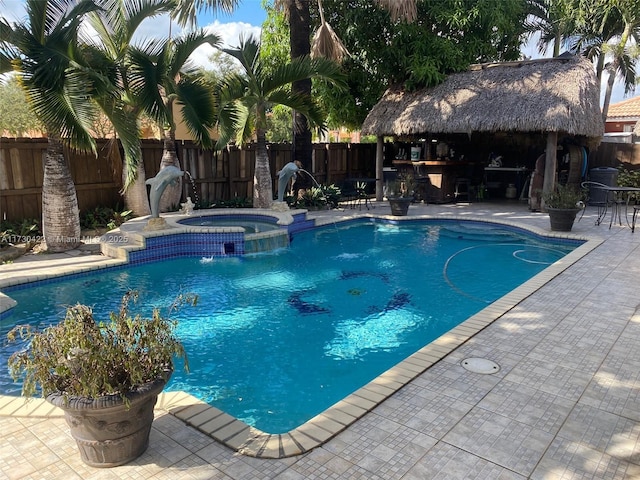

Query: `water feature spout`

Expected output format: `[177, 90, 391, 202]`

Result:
[276, 161, 302, 203]
[184, 171, 200, 208]
[298, 169, 322, 189]
[145, 166, 184, 230]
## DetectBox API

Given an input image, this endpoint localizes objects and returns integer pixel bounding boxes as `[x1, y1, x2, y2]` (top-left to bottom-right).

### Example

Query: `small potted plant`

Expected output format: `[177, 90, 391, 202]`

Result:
[387, 172, 415, 216]
[542, 183, 586, 231]
[7, 291, 194, 468]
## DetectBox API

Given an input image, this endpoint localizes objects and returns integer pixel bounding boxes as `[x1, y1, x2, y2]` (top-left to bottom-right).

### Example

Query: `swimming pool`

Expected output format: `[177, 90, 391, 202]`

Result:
[1, 219, 580, 434]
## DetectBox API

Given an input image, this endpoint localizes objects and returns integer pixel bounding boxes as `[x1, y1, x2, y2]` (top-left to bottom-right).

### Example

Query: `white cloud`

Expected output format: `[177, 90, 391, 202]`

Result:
[2, 2, 259, 69]
[116, 14, 261, 70]
[190, 20, 262, 70]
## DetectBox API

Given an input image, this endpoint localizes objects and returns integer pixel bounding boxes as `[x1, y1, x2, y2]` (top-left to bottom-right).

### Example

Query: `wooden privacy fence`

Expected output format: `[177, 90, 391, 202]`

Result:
[0, 138, 376, 222]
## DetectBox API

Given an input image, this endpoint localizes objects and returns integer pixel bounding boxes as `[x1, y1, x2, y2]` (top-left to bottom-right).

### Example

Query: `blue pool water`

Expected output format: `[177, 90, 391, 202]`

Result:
[0, 219, 579, 433]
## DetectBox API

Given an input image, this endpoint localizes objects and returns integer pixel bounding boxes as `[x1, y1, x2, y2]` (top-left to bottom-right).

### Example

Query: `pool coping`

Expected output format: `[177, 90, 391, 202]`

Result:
[0, 211, 602, 459]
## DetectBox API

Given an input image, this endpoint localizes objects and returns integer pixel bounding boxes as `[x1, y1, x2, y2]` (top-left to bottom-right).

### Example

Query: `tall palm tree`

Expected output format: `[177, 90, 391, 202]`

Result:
[569, 0, 639, 122]
[87, 0, 175, 216]
[524, 0, 577, 57]
[215, 36, 345, 208]
[1, 0, 100, 252]
[599, 0, 640, 122]
[128, 31, 221, 211]
[274, 0, 416, 178]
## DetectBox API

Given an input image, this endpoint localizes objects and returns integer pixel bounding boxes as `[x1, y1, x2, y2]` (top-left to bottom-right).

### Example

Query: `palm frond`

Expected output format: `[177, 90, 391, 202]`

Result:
[28, 79, 97, 153]
[172, 0, 238, 28]
[375, 0, 417, 23]
[169, 30, 221, 78]
[222, 35, 260, 73]
[128, 45, 170, 126]
[175, 77, 216, 148]
[0, 17, 17, 73]
[262, 55, 346, 94]
[215, 100, 251, 149]
[266, 89, 326, 131]
[311, 21, 349, 63]
[217, 72, 250, 102]
[123, 0, 175, 40]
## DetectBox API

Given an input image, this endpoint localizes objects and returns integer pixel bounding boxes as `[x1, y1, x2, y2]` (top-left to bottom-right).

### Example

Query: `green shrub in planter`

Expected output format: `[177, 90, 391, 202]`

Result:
[7, 291, 195, 467]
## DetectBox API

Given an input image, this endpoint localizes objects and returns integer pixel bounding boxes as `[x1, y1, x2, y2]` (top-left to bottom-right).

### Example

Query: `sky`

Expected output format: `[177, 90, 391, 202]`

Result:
[1, 0, 632, 106]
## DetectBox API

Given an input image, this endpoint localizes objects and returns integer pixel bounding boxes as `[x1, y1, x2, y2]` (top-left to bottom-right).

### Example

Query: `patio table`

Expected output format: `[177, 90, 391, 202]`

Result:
[593, 185, 640, 229]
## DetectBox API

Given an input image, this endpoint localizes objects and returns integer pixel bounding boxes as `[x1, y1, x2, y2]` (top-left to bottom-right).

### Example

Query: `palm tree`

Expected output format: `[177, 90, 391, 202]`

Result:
[569, 0, 639, 122]
[128, 31, 221, 211]
[599, 0, 640, 122]
[273, 0, 416, 179]
[1, 0, 100, 252]
[215, 36, 345, 208]
[524, 0, 577, 57]
[87, 0, 175, 216]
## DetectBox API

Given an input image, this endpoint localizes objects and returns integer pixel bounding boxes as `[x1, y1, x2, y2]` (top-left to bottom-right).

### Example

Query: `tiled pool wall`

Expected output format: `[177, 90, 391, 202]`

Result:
[129, 213, 316, 264]
[129, 232, 246, 264]
[288, 212, 316, 234]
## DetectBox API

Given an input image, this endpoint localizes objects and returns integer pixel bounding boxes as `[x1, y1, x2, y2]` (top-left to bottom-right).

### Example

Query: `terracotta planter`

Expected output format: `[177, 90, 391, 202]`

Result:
[388, 197, 412, 216]
[47, 376, 167, 468]
[547, 207, 581, 232]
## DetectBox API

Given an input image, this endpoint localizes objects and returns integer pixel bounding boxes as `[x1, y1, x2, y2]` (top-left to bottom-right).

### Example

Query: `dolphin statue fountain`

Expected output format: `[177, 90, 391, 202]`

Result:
[146, 166, 184, 218]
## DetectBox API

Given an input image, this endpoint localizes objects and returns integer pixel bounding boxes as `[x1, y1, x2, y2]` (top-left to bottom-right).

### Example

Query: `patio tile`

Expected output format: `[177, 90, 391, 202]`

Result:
[556, 403, 640, 465]
[409, 360, 502, 404]
[476, 379, 575, 435]
[442, 407, 555, 476]
[503, 357, 593, 401]
[531, 434, 640, 480]
[403, 442, 526, 480]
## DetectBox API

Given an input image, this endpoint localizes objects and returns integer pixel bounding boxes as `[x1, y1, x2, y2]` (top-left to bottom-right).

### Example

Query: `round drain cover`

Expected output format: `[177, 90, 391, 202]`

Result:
[461, 357, 500, 374]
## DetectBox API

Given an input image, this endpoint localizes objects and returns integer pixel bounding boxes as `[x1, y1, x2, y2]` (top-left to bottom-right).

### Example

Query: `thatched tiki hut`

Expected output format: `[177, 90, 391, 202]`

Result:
[361, 55, 603, 204]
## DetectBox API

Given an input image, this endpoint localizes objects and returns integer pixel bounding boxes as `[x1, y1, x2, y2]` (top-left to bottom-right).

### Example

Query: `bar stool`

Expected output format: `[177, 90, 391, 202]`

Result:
[454, 178, 471, 202]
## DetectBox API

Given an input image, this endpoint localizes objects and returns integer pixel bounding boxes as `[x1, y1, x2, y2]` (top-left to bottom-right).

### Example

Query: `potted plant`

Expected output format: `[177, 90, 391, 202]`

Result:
[292, 184, 342, 210]
[7, 291, 194, 468]
[387, 172, 415, 216]
[542, 183, 586, 231]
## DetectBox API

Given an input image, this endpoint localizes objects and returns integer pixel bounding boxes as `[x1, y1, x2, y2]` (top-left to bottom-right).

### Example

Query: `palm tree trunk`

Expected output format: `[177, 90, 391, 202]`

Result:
[254, 127, 273, 208]
[42, 134, 81, 252]
[553, 31, 561, 57]
[289, 0, 313, 191]
[158, 128, 183, 212]
[601, 63, 616, 123]
[122, 163, 151, 217]
[602, 23, 633, 123]
[109, 138, 151, 217]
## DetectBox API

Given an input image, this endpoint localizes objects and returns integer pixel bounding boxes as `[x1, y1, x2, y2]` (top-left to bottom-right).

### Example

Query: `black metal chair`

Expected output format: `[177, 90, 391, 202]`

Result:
[632, 205, 640, 233]
[580, 181, 612, 225]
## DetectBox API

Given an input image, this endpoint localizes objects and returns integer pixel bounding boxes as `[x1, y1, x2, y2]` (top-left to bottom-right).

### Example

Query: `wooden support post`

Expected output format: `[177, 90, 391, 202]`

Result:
[376, 135, 384, 201]
[541, 131, 558, 211]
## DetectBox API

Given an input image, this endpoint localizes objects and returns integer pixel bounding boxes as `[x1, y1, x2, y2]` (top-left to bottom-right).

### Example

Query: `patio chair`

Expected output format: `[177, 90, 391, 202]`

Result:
[339, 180, 358, 208]
[632, 205, 640, 233]
[580, 181, 612, 225]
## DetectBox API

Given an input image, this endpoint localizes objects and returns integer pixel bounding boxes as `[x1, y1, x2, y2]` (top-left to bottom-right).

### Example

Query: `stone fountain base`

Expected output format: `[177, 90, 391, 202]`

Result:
[144, 217, 169, 231]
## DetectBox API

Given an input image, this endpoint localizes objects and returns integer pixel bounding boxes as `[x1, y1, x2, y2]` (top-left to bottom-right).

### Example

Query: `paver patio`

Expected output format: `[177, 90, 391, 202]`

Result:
[1, 200, 639, 479]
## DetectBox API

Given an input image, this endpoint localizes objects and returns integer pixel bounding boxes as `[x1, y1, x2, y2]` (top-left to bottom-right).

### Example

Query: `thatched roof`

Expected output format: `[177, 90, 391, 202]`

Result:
[361, 55, 603, 140]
